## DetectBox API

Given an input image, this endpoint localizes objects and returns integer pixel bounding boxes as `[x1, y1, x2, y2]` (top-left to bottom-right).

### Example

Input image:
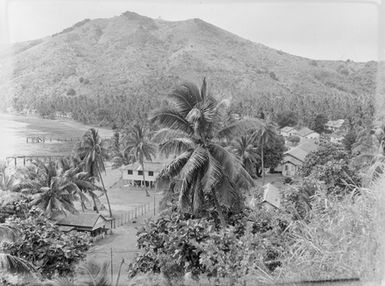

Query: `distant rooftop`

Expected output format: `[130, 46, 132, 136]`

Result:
[284, 139, 318, 162]
[281, 126, 296, 132]
[296, 127, 317, 137]
[120, 160, 171, 173]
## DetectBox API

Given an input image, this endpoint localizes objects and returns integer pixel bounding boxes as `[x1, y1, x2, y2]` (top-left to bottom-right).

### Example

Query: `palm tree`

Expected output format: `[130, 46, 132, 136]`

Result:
[253, 119, 277, 185]
[123, 124, 156, 197]
[58, 157, 102, 212]
[13, 160, 60, 196]
[110, 131, 131, 169]
[28, 176, 80, 218]
[151, 78, 261, 225]
[231, 135, 259, 178]
[77, 128, 113, 217]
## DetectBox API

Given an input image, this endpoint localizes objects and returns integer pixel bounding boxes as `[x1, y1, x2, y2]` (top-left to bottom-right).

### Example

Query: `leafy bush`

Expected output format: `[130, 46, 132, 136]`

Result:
[2, 207, 92, 279]
[301, 142, 349, 177]
[128, 208, 291, 284]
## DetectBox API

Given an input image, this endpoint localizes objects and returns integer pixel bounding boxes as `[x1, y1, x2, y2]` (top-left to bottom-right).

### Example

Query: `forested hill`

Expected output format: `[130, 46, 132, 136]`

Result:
[0, 11, 377, 127]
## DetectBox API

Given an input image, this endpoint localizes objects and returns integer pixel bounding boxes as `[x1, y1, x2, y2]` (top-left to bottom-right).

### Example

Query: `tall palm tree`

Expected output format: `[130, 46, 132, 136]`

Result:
[253, 119, 277, 185]
[231, 135, 259, 178]
[77, 128, 113, 217]
[151, 78, 262, 225]
[123, 124, 156, 197]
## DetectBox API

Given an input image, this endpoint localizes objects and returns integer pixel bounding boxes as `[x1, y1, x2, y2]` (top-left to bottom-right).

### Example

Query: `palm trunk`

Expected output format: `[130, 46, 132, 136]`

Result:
[261, 143, 265, 186]
[98, 169, 113, 218]
[212, 190, 226, 227]
[91, 195, 99, 213]
[141, 162, 150, 197]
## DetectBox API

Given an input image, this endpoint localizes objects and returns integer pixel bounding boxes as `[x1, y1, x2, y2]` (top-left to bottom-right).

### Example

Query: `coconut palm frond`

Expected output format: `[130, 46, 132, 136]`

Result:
[159, 150, 193, 178]
[159, 137, 195, 157]
[166, 81, 202, 117]
[208, 143, 242, 181]
[151, 128, 190, 143]
[150, 108, 194, 136]
[78, 260, 111, 286]
[202, 153, 224, 193]
[0, 252, 36, 274]
[179, 146, 208, 183]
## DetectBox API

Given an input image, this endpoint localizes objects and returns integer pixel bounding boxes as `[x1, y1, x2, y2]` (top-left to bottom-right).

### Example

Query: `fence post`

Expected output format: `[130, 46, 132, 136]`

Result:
[153, 196, 156, 216]
[135, 207, 137, 218]
[110, 247, 113, 284]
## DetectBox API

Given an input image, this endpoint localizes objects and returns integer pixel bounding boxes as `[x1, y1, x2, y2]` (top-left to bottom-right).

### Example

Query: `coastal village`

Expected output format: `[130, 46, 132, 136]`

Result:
[0, 6, 383, 286]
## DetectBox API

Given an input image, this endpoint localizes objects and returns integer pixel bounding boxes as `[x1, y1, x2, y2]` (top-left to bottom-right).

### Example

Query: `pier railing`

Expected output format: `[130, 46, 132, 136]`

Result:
[6, 155, 67, 166]
[25, 135, 110, 143]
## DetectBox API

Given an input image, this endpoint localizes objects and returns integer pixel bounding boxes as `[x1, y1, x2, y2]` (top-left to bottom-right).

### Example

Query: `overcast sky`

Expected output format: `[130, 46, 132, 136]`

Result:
[1, 0, 382, 61]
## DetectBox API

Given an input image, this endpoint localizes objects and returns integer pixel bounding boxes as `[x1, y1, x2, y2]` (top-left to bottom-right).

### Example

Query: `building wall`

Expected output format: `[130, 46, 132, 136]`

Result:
[122, 169, 160, 182]
[282, 163, 298, 177]
[282, 155, 303, 177]
[305, 132, 320, 140]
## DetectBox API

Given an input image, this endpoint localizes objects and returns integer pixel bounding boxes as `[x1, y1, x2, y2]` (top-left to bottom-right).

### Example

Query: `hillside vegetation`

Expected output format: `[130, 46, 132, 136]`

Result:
[0, 11, 377, 127]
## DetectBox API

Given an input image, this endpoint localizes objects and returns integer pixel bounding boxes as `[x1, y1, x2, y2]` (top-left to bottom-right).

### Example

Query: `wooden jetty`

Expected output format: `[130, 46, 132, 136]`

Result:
[6, 155, 67, 167]
[26, 135, 82, 143]
[26, 135, 109, 144]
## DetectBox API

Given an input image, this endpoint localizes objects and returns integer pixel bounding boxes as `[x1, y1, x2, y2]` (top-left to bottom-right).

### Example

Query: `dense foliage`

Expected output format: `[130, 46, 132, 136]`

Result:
[2, 208, 92, 279]
[128, 208, 290, 284]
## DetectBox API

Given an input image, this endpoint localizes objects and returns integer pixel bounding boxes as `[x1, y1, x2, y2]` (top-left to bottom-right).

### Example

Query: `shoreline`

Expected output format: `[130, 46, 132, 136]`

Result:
[0, 112, 113, 160]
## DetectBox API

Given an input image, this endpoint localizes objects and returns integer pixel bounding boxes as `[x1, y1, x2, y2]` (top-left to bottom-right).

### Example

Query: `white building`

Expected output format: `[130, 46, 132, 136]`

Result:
[325, 119, 345, 132]
[280, 126, 297, 137]
[120, 160, 170, 188]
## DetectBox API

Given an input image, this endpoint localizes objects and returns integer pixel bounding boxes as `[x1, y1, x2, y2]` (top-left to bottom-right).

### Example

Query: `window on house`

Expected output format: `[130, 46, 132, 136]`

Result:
[138, 170, 143, 175]
[127, 170, 133, 175]
[148, 171, 154, 176]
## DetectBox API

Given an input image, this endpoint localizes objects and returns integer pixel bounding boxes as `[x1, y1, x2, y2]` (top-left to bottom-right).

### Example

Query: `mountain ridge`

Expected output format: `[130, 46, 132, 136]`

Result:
[0, 11, 377, 126]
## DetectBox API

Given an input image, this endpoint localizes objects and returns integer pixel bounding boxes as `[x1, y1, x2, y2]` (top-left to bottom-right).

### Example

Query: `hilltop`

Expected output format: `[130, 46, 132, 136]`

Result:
[0, 11, 377, 126]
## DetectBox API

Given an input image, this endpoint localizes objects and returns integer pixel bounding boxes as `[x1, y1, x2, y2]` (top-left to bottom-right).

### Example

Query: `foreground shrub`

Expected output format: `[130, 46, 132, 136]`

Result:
[2, 208, 92, 279]
[128, 208, 291, 284]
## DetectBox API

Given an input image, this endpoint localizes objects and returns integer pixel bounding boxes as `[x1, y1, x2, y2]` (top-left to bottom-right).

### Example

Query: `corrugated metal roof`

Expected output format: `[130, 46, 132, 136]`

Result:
[55, 213, 106, 229]
[121, 160, 171, 173]
[281, 126, 296, 132]
[284, 140, 318, 163]
[296, 127, 317, 137]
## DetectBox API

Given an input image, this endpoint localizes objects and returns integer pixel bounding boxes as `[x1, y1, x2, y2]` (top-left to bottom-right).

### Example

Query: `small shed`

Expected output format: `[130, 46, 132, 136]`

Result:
[55, 213, 109, 237]
[282, 139, 318, 177]
[262, 183, 281, 209]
